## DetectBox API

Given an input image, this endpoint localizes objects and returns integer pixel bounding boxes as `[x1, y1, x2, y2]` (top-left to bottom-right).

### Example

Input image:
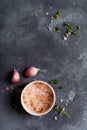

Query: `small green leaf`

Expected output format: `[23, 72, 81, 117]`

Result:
[49, 80, 54, 84]
[58, 85, 63, 90]
[56, 11, 60, 16]
[54, 11, 60, 19]
[54, 105, 59, 110]
[53, 79, 59, 84]
[72, 31, 78, 35]
[67, 27, 72, 33]
[55, 27, 60, 32]
[49, 79, 59, 84]
[77, 25, 81, 30]
[54, 105, 61, 113]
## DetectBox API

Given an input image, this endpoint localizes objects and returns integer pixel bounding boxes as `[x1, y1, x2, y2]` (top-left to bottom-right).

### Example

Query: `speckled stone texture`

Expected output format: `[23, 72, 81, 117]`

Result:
[0, 0, 87, 130]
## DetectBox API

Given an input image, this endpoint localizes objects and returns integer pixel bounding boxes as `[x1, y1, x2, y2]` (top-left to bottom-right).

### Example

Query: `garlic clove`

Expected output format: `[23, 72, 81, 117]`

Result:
[12, 69, 20, 84]
[25, 67, 40, 78]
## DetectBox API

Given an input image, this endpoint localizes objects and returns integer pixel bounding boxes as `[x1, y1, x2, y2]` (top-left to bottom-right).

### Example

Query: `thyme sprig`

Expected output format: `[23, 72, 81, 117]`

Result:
[54, 105, 71, 118]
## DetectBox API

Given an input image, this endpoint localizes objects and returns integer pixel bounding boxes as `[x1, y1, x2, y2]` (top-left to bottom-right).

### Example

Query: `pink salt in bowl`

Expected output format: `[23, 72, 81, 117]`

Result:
[21, 80, 56, 116]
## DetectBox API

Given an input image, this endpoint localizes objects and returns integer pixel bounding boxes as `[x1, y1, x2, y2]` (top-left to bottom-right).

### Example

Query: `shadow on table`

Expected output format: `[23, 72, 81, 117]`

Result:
[6, 70, 13, 84]
[9, 84, 26, 113]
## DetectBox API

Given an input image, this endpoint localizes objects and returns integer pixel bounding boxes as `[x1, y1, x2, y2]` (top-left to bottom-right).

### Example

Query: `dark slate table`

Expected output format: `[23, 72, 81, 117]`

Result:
[0, 0, 87, 130]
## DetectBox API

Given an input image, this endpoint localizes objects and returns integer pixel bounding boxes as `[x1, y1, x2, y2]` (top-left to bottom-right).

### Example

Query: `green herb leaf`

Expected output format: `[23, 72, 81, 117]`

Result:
[54, 105, 59, 110]
[67, 27, 73, 33]
[55, 27, 60, 32]
[49, 79, 59, 84]
[53, 79, 59, 84]
[54, 11, 60, 19]
[77, 25, 81, 30]
[58, 85, 63, 90]
[56, 11, 60, 15]
[54, 105, 62, 112]
[72, 31, 78, 35]
[49, 80, 54, 84]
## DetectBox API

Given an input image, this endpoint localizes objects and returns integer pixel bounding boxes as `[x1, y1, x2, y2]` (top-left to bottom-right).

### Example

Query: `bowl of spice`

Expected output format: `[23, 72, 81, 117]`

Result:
[21, 80, 56, 116]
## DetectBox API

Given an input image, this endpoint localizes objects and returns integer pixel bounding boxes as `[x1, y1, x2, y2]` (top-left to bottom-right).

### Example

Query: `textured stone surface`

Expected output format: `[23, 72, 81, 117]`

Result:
[0, 0, 87, 130]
